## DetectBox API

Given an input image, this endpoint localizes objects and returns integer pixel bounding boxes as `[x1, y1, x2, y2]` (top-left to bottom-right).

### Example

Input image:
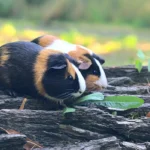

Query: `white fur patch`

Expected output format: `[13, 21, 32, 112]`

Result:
[94, 59, 108, 88]
[71, 64, 86, 97]
[45, 39, 93, 56]
[46, 39, 76, 53]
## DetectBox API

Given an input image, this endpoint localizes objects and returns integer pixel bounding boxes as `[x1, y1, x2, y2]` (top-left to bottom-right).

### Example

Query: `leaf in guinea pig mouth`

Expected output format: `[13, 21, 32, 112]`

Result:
[63, 93, 144, 114]
[75, 92, 104, 104]
[63, 92, 104, 114]
[76, 94, 144, 111]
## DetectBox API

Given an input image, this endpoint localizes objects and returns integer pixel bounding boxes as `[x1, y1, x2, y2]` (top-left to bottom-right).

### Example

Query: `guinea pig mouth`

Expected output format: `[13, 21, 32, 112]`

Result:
[72, 90, 84, 97]
[86, 83, 103, 92]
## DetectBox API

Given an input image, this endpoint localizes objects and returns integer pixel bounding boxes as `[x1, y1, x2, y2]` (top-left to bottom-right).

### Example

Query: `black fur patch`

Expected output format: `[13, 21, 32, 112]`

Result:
[64, 53, 79, 67]
[80, 54, 101, 79]
[42, 54, 79, 100]
[31, 36, 43, 45]
[0, 41, 82, 101]
[92, 53, 105, 64]
[0, 41, 43, 97]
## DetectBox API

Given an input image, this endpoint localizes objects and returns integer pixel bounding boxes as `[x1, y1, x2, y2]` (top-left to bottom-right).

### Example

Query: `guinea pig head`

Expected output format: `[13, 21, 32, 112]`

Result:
[34, 49, 86, 101]
[70, 45, 108, 92]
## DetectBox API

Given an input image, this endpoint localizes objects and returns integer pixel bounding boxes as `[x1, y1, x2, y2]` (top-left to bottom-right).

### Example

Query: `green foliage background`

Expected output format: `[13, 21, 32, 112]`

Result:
[0, 0, 150, 67]
[0, 0, 150, 27]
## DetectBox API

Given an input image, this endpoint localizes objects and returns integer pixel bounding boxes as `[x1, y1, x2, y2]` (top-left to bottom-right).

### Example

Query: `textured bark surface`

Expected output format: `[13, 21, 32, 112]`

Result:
[0, 134, 26, 150]
[34, 137, 121, 150]
[104, 66, 150, 83]
[0, 65, 149, 150]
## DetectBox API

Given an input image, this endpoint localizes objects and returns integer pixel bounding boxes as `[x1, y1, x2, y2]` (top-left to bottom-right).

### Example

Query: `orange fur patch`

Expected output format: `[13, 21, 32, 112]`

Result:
[68, 45, 92, 65]
[39, 35, 58, 47]
[65, 60, 76, 79]
[0, 47, 9, 66]
[86, 75, 101, 91]
[33, 49, 60, 96]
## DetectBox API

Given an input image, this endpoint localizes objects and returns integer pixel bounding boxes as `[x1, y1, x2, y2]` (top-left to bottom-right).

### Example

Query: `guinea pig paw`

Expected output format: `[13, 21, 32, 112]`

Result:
[58, 100, 67, 108]
[4, 89, 18, 98]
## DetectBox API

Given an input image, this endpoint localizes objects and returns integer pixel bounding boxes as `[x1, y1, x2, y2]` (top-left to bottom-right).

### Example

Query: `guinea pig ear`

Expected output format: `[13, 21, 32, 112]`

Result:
[50, 64, 67, 70]
[78, 55, 92, 70]
[92, 53, 105, 64]
[78, 62, 92, 70]
[48, 54, 67, 70]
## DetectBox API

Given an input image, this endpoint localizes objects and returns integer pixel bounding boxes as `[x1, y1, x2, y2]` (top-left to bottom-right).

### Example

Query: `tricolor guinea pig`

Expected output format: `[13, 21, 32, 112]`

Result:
[0, 41, 86, 102]
[31, 35, 108, 91]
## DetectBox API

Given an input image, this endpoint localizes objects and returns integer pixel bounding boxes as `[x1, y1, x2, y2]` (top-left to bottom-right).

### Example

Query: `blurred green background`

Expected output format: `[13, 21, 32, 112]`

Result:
[0, 0, 150, 66]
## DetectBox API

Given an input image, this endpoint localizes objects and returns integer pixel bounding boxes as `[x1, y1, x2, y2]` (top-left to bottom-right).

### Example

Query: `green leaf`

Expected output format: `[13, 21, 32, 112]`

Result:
[112, 111, 117, 116]
[137, 50, 145, 60]
[76, 92, 104, 104]
[135, 59, 142, 73]
[148, 59, 150, 72]
[96, 96, 144, 111]
[63, 107, 76, 114]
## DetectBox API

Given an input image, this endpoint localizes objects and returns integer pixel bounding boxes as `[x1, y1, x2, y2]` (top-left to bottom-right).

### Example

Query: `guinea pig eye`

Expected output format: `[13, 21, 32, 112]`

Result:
[67, 75, 73, 80]
[93, 70, 98, 75]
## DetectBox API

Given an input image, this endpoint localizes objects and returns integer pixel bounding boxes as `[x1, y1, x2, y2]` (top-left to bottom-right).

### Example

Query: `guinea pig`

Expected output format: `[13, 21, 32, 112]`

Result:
[31, 35, 108, 91]
[0, 41, 86, 102]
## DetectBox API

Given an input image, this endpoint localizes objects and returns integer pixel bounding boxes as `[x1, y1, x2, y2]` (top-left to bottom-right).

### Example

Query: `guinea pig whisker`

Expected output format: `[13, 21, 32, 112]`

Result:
[68, 95, 75, 100]
[60, 93, 75, 100]
[57, 90, 74, 96]
[86, 85, 101, 92]
[56, 92, 72, 99]
[56, 93, 70, 98]
[61, 94, 72, 99]
[55, 88, 77, 100]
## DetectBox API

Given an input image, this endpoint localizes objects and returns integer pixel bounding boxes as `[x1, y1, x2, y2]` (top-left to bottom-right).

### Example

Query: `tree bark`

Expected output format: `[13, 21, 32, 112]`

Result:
[0, 65, 149, 150]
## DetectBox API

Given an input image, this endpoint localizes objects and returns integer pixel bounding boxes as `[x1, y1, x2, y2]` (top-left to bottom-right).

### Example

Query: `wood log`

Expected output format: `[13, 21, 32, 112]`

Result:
[34, 137, 121, 150]
[0, 134, 26, 150]
[0, 65, 149, 149]
[0, 107, 149, 146]
[104, 66, 150, 83]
